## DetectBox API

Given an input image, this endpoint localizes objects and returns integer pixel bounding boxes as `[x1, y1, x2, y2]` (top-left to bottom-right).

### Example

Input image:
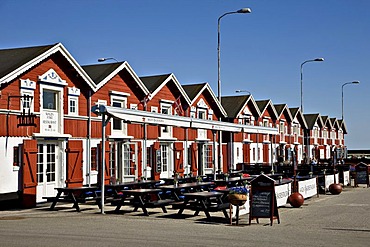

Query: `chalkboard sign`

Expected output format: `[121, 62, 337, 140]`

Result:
[251, 190, 271, 217]
[249, 174, 280, 226]
[356, 171, 368, 185]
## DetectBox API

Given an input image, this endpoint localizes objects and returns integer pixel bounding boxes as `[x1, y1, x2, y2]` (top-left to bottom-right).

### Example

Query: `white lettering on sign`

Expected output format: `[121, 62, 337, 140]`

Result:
[275, 183, 291, 207]
[298, 178, 317, 198]
[41, 111, 59, 133]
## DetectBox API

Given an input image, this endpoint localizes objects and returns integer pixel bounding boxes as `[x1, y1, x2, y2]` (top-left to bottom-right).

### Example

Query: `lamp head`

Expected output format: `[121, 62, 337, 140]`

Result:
[352, 81, 360, 84]
[98, 58, 107, 62]
[314, 58, 324, 62]
[237, 8, 252, 13]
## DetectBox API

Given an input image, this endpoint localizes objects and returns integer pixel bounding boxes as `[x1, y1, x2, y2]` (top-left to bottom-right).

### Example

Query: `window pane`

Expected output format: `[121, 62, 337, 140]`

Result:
[43, 90, 56, 110]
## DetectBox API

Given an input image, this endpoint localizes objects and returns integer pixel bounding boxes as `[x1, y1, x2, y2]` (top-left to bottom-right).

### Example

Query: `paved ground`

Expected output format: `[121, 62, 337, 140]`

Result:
[0, 186, 369, 247]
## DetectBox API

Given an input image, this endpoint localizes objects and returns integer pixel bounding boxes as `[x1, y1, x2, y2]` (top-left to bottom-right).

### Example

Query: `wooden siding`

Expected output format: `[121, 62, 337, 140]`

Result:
[64, 118, 88, 137]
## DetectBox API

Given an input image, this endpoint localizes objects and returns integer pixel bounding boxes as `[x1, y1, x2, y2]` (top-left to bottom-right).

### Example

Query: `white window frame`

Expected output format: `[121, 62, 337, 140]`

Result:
[39, 84, 64, 134]
[110, 95, 127, 135]
[160, 103, 172, 135]
[68, 96, 78, 115]
[68, 87, 80, 116]
[151, 106, 158, 113]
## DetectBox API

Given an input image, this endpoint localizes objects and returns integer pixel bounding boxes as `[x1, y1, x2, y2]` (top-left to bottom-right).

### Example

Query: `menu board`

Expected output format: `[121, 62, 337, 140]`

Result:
[251, 190, 271, 217]
[249, 174, 280, 225]
[356, 171, 368, 185]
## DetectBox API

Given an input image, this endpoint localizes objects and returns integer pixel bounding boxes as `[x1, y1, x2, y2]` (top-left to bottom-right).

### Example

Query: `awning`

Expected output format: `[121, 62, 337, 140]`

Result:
[91, 105, 278, 134]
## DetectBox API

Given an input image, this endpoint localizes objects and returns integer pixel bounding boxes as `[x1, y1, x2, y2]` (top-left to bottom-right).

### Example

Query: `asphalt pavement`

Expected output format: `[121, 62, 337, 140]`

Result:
[0, 185, 369, 247]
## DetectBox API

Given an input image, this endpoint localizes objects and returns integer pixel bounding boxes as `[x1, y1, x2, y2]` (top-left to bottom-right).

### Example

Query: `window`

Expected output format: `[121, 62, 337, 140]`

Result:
[263, 119, 269, 127]
[37, 145, 43, 183]
[13, 146, 19, 166]
[161, 104, 172, 115]
[43, 90, 57, 110]
[243, 117, 251, 125]
[130, 104, 138, 110]
[161, 144, 168, 172]
[68, 87, 80, 115]
[68, 97, 78, 115]
[91, 147, 97, 171]
[111, 97, 126, 132]
[204, 144, 212, 169]
[161, 104, 172, 133]
[279, 122, 285, 134]
[198, 109, 206, 119]
[151, 106, 158, 113]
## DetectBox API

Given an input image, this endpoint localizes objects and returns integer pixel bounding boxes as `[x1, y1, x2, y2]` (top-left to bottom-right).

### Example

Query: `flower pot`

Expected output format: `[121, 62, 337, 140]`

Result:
[329, 183, 342, 195]
[288, 192, 304, 208]
[228, 194, 247, 206]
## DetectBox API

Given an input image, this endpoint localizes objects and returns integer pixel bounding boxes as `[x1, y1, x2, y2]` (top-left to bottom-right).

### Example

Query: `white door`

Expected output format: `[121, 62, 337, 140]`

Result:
[36, 142, 59, 202]
[160, 144, 173, 178]
[122, 142, 137, 182]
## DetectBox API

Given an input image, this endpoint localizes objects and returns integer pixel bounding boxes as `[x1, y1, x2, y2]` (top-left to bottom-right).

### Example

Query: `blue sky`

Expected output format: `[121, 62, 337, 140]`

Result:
[1, 0, 369, 149]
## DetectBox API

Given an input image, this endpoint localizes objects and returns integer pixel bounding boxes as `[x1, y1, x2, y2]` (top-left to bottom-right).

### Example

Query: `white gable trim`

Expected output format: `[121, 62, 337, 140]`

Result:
[38, 68, 67, 86]
[0, 43, 96, 91]
[94, 61, 149, 96]
[150, 73, 191, 106]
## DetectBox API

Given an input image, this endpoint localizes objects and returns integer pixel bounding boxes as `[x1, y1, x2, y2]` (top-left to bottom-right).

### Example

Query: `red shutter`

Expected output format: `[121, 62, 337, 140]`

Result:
[66, 140, 84, 188]
[98, 141, 111, 185]
[263, 144, 269, 165]
[222, 143, 227, 173]
[22, 139, 38, 208]
[191, 142, 198, 175]
[136, 141, 142, 178]
[174, 142, 184, 175]
[243, 143, 250, 163]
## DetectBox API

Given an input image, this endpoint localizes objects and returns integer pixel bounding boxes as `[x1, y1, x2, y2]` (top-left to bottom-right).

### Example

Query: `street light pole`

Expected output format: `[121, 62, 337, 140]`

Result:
[217, 8, 251, 178]
[218, 8, 251, 103]
[341, 81, 360, 120]
[300, 58, 324, 113]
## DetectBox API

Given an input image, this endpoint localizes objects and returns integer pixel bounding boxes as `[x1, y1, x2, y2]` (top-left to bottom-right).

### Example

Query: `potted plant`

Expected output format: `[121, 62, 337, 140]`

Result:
[228, 186, 249, 206]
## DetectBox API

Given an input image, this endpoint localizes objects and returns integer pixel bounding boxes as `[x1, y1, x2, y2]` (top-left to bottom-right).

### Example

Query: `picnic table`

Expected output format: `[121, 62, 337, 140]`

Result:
[44, 186, 98, 212]
[158, 182, 214, 201]
[114, 188, 174, 216]
[177, 191, 230, 220]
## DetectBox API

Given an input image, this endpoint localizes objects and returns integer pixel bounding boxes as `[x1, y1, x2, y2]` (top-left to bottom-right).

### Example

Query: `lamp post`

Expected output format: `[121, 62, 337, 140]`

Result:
[218, 8, 251, 102]
[217, 8, 251, 179]
[235, 90, 251, 94]
[300, 58, 324, 113]
[98, 57, 118, 62]
[341, 81, 360, 120]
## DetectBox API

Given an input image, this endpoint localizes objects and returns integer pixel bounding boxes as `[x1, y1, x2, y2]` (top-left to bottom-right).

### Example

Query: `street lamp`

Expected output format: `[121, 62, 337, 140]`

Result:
[341, 81, 360, 119]
[235, 90, 251, 94]
[98, 57, 118, 62]
[217, 8, 251, 179]
[300, 58, 324, 112]
[218, 8, 251, 103]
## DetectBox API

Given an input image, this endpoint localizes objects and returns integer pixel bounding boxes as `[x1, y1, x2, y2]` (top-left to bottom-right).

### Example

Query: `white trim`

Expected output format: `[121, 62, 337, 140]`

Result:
[0, 43, 96, 90]
[20, 78, 36, 90]
[38, 68, 67, 86]
[33, 133, 71, 139]
[109, 90, 130, 97]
